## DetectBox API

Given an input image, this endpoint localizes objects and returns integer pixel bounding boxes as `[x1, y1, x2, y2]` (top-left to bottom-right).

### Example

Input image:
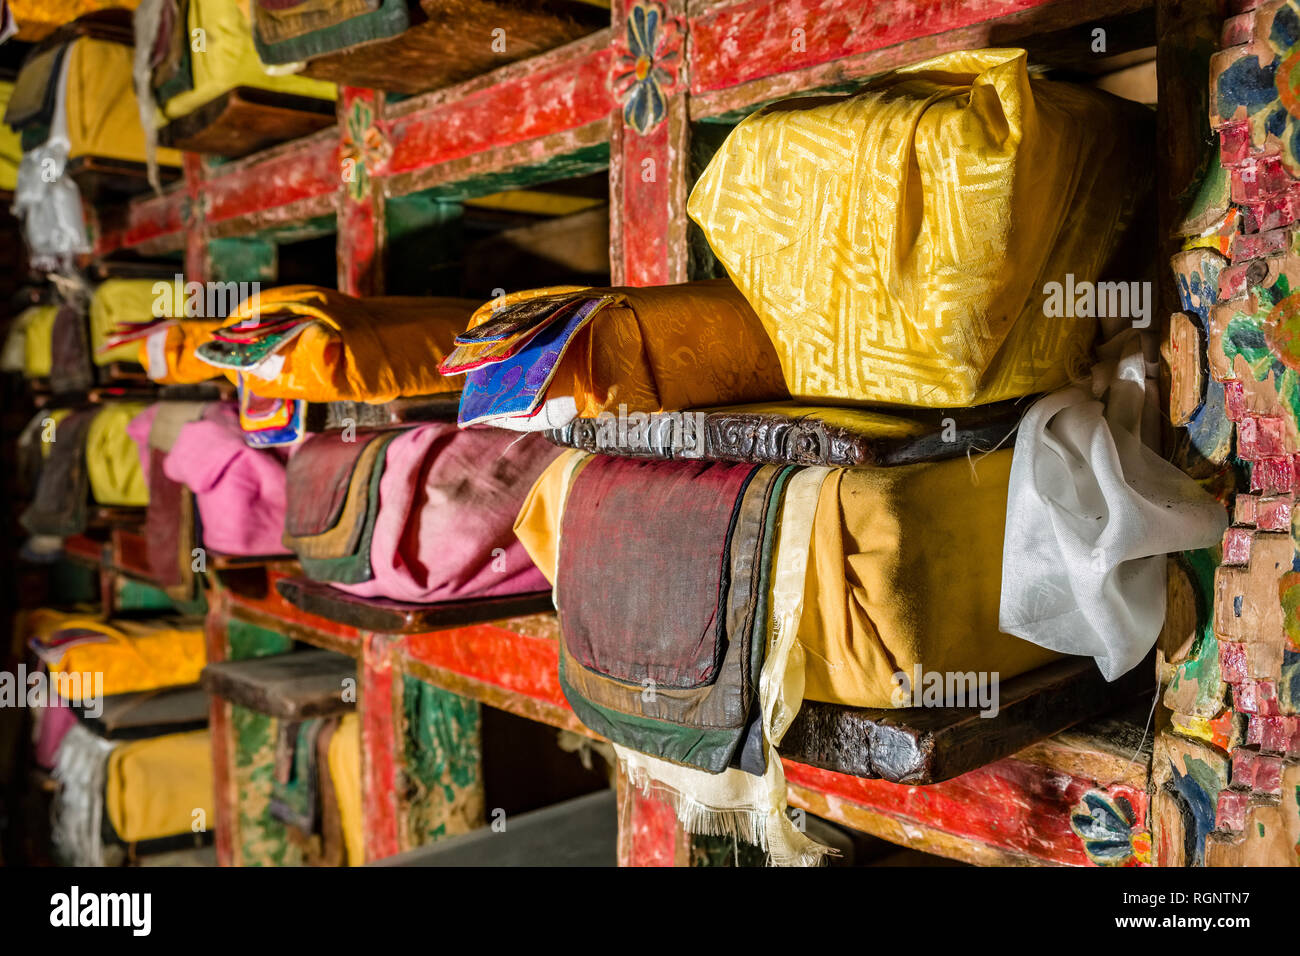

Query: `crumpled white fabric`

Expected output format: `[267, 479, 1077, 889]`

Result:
[999, 331, 1227, 681]
[12, 54, 90, 270]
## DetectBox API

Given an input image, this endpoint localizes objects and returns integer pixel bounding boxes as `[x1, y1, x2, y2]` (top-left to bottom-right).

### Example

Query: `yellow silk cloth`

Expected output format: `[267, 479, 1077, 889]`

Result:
[0, 82, 21, 191]
[688, 49, 1150, 408]
[159, 0, 336, 121]
[86, 402, 150, 506]
[138, 321, 225, 384]
[90, 279, 162, 366]
[42, 618, 206, 697]
[465, 280, 790, 417]
[516, 448, 1057, 709]
[328, 713, 364, 866]
[217, 285, 480, 403]
[105, 730, 213, 843]
[4, 304, 58, 377]
[64, 38, 181, 166]
[8, 1, 140, 42]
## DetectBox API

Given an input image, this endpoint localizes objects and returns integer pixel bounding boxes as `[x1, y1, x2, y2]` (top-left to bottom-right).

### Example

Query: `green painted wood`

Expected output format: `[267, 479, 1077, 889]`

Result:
[226, 618, 295, 662]
[416, 143, 609, 204]
[116, 578, 181, 612]
[400, 676, 485, 849]
[231, 704, 303, 867]
[208, 237, 278, 285]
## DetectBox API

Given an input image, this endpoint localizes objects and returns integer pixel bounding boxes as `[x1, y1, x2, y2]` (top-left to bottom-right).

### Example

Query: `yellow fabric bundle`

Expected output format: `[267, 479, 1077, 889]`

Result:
[64, 38, 181, 166]
[0, 81, 21, 191]
[328, 713, 364, 866]
[210, 285, 479, 403]
[42, 618, 206, 696]
[105, 730, 213, 843]
[516, 449, 1057, 709]
[460, 280, 790, 421]
[86, 402, 149, 506]
[90, 279, 162, 366]
[688, 49, 1150, 408]
[138, 321, 225, 384]
[160, 0, 335, 121]
[4, 305, 58, 377]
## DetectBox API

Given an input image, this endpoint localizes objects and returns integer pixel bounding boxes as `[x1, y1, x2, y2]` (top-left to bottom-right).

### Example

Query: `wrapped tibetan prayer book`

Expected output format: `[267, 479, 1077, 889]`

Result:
[688, 48, 1152, 408]
[516, 449, 1057, 714]
[443, 279, 789, 429]
[249, 0, 604, 96]
[196, 285, 480, 404]
[29, 616, 206, 697]
[284, 423, 561, 602]
[85, 401, 150, 507]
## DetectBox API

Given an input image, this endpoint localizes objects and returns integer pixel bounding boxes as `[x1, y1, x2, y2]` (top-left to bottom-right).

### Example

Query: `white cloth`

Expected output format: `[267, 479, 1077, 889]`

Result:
[12, 54, 90, 270]
[1000, 333, 1227, 681]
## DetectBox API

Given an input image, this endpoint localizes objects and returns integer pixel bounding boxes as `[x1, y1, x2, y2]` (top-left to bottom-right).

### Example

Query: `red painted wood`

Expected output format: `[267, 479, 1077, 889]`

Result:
[183, 154, 208, 284]
[94, 189, 189, 256]
[782, 757, 1150, 867]
[360, 633, 402, 861]
[401, 622, 568, 710]
[204, 133, 339, 227]
[691, 0, 1073, 94]
[618, 774, 686, 866]
[224, 567, 363, 649]
[385, 46, 615, 178]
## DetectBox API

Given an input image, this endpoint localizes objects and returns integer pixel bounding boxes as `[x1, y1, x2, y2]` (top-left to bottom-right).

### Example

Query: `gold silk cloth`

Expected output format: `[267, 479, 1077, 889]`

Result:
[64, 37, 181, 166]
[688, 48, 1151, 408]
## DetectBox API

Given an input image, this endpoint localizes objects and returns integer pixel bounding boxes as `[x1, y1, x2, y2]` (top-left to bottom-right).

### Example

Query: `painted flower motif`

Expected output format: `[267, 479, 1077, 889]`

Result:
[1070, 791, 1150, 867]
[339, 98, 391, 202]
[612, 1, 681, 136]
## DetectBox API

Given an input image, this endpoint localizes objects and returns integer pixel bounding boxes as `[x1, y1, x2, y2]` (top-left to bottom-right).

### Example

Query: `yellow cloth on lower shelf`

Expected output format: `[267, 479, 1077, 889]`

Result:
[160, 0, 336, 121]
[688, 48, 1151, 408]
[516, 447, 1057, 709]
[64, 37, 181, 167]
[328, 713, 364, 866]
[42, 618, 205, 697]
[86, 402, 149, 506]
[105, 730, 213, 844]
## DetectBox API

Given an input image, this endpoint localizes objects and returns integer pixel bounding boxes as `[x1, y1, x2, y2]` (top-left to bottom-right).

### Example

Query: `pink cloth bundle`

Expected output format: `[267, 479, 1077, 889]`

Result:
[163, 405, 292, 557]
[335, 424, 562, 603]
[34, 700, 78, 770]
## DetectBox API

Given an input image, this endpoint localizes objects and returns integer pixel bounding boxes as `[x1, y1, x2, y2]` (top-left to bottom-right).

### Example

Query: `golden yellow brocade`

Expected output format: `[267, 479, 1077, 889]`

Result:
[688, 49, 1150, 408]
[20, 305, 58, 378]
[85, 402, 149, 506]
[105, 731, 214, 843]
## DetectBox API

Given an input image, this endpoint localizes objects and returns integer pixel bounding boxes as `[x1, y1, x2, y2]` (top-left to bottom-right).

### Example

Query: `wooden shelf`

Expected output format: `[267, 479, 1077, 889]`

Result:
[202, 649, 357, 720]
[274, 576, 555, 635]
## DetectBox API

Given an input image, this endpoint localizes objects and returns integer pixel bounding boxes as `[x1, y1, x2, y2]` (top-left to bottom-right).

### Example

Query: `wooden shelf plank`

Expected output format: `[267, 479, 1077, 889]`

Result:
[274, 576, 555, 635]
[784, 656, 1154, 785]
[201, 648, 357, 720]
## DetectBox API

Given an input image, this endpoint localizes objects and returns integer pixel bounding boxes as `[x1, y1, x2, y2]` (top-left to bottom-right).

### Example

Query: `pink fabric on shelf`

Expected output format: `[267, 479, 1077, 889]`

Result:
[34, 700, 77, 770]
[335, 424, 562, 603]
[163, 409, 291, 557]
[126, 403, 159, 481]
